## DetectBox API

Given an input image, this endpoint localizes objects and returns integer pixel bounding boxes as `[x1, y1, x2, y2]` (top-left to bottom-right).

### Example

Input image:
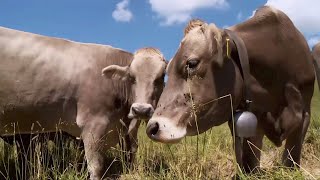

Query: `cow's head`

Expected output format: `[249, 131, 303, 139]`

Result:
[102, 47, 166, 121]
[146, 19, 245, 143]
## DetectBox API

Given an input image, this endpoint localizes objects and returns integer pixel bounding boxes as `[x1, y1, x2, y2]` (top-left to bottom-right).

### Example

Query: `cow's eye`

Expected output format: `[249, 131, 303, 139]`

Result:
[186, 59, 199, 69]
[129, 75, 136, 84]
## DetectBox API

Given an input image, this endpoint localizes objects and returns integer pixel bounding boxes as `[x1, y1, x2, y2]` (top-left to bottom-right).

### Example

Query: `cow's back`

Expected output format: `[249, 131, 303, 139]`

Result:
[0, 27, 133, 136]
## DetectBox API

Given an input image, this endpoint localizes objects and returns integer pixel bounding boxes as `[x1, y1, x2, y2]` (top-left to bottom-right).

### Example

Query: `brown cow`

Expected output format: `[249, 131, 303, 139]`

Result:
[0, 27, 166, 179]
[312, 43, 320, 89]
[146, 6, 320, 173]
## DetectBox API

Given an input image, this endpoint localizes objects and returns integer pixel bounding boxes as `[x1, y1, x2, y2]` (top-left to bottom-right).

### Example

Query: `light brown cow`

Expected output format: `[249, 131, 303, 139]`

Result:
[0, 27, 166, 179]
[312, 43, 320, 89]
[146, 6, 320, 173]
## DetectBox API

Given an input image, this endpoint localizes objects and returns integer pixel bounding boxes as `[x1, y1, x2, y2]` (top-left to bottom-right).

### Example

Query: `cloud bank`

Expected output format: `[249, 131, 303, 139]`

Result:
[149, 0, 228, 26]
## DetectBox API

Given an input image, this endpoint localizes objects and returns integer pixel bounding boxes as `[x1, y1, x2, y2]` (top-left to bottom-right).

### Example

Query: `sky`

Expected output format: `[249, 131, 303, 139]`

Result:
[0, 0, 320, 61]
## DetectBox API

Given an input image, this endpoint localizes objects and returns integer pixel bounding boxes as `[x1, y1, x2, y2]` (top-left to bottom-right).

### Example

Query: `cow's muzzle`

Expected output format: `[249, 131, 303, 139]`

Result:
[146, 117, 186, 143]
[128, 103, 154, 119]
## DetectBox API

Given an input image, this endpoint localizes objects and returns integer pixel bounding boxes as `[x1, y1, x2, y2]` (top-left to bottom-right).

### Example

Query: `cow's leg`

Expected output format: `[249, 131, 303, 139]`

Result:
[81, 117, 109, 180]
[124, 120, 141, 166]
[241, 128, 264, 173]
[280, 84, 307, 167]
[228, 113, 264, 173]
[228, 120, 243, 169]
[301, 111, 311, 146]
[282, 110, 310, 167]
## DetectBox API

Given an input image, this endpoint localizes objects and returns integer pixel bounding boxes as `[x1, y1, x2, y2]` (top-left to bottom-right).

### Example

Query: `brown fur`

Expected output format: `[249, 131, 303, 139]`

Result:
[148, 5, 317, 173]
[135, 47, 163, 57]
[184, 19, 206, 36]
[312, 43, 320, 90]
[0, 26, 166, 179]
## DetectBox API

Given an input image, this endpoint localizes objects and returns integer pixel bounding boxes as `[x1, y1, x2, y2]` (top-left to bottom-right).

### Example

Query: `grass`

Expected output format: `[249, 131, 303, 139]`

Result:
[0, 84, 319, 180]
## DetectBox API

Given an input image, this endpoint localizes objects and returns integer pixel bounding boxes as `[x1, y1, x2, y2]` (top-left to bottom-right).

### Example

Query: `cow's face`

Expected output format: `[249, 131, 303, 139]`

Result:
[146, 21, 243, 143]
[102, 48, 166, 120]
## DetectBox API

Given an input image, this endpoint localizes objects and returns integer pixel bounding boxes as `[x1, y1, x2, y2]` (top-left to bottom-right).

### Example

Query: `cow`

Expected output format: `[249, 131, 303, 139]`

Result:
[146, 6, 320, 173]
[0, 26, 166, 179]
[312, 43, 320, 89]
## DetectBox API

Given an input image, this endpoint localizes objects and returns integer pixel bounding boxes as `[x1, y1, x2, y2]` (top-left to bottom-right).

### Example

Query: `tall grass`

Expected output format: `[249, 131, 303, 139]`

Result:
[0, 84, 319, 179]
[0, 133, 87, 180]
[1, 118, 319, 179]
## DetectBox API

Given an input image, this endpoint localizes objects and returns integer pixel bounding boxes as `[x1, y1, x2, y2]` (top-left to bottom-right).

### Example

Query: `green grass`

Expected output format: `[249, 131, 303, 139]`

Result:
[0, 84, 319, 179]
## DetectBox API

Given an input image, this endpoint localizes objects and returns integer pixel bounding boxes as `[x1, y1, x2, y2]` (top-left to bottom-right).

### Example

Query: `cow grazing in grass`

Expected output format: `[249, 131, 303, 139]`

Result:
[146, 6, 320, 173]
[0, 26, 166, 179]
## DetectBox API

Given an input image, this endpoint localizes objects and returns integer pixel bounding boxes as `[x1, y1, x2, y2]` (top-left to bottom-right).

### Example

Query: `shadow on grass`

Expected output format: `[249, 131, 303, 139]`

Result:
[0, 133, 86, 180]
[101, 156, 124, 179]
[0, 133, 139, 180]
[142, 156, 170, 176]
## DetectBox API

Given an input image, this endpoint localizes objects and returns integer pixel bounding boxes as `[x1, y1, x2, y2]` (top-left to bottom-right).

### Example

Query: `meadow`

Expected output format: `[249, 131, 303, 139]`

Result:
[0, 84, 319, 180]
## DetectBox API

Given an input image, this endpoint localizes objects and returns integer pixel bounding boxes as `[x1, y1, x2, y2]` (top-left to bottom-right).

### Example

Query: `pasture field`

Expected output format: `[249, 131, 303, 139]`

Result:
[0, 84, 319, 180]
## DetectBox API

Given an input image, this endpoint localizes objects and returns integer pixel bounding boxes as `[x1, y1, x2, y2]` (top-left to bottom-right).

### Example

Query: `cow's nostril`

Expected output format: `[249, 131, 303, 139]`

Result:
[147, 122, 159, 136]
[145, 107, 152, 115]
[150, 122, 159, 135]
[132, 106, 139, 114]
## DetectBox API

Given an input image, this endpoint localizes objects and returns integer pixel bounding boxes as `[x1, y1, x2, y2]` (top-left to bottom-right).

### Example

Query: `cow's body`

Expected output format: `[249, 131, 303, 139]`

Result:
[147, 6, 319, 173]
[227, 6, 316, 169]
[0, 26, 130, 142]
[0, 27, 166, 179]
[228, 6, 316, 142]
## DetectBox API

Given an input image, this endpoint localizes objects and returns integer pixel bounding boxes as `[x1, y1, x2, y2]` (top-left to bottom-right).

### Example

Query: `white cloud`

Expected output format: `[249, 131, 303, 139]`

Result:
[308, 34, 320, 48]
[265, 0, 320, 34]
[248, 9, 256, 19]
[112, 0, 133, 22]
[222, 25, 230, 29]
[149, 0, 228, 26]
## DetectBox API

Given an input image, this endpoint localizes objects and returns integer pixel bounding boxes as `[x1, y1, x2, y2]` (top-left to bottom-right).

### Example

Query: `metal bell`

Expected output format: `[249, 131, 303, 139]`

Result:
[233, 111, 258, 138]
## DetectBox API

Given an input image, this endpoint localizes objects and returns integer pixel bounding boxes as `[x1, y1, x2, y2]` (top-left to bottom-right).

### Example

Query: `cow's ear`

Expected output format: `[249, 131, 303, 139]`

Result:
[206, 23, 224, 67]
[102, 65, 128, 80]
[166, 59, 172, 73]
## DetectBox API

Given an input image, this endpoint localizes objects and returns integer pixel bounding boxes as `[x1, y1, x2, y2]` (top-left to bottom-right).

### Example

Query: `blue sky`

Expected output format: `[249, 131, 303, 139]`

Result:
[1, 0, 319, 60]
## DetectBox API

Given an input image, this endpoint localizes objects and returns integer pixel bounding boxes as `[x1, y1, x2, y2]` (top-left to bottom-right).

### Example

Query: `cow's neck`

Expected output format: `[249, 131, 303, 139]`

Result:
[224, 29, 252, 111]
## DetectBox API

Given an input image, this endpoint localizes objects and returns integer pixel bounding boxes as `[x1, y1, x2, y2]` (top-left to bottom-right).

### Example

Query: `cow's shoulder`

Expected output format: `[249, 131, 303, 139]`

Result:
[258, 6, 295, 25]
